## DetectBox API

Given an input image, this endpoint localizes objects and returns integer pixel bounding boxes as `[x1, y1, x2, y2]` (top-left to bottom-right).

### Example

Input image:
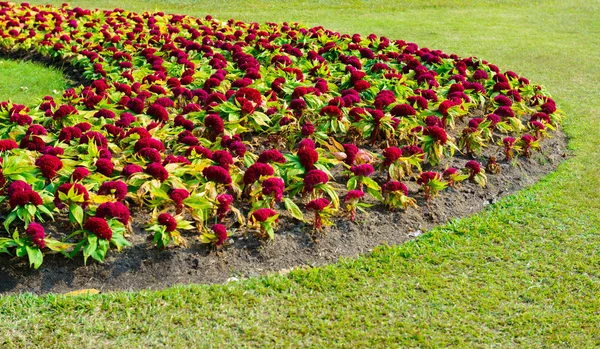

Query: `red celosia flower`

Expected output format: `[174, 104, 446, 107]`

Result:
[95, 201, 130, 224]
[216, 193, 233, 221]
[343, 143, 359, 165]
[35, 154, 63, 180]
[93, 108, 115, 119]
[306, 197, 331, 211]
[211, 224, 228, 246]
[472, 69, 489, 80]
[303, 169, 328, 192]
[464, 160, 481, 180]
[383, 146, 402, 167]
[134, 138, 165, 153]
[298, 138, 316, 150]
[243, 162, 274, 185]
[298, 146, 319, 170]
[344, 189, 364, 202]
[417, 171, 441, 185]
[350, 163, 374, 177]
[494, 106, 514, 118]
[98, 181, 128, 201]
[25, 222, 46, 249]
[7, 180, 32, 198]
[80, 131, 108, 149]
[257, 149, 286, 164]
[146, 163, 169, 182]
[228, 141, 247, 157]
[262, 177, 285, 202]
[390, 103, 416, 117]
[301, 122, 315, 136]
[185, 146, 213, 158]
[53, 104, 77, 119]
[204, 114, 224, 134]
[251, 208, 278, 222]
[71, 167, 90, 181]
[494, 95, 513, 107]
[138, 147, 162, 163]
[203, 165, 232, 184]
[122, 164, 143, 178]
[169, 189, 190, 210]
[147, 103, 169, 123]
[212, 150, 234, 170]
[158, 213, 177, 232]
[424, 126, 448, 145]
[96, 158, 114, 177]
[0, 139, 18, 152]
[84, 217, 113, 240]
[320, 105, 343, 120]
[20, 135, 46, 151]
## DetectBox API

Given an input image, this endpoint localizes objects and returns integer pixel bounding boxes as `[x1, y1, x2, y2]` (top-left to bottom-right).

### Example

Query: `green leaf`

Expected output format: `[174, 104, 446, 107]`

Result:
[347, 176, 358, 190]
[283, 197, 304, 221]
[83, 235, 98, 264]
[70, 204, 84, 227]
[25, 245, 43, 269]
[4, 211, 17, 232]
[362, 177, 381, 191]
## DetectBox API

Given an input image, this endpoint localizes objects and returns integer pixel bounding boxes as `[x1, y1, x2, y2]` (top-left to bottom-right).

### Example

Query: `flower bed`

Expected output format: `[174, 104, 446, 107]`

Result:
[0, 2, 563, 270]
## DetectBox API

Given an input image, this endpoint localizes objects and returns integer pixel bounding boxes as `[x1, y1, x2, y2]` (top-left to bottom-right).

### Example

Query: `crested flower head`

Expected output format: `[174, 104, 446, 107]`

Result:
[350, 163, 374, 177]
[158, 213, 177, 232]
[262, 177, 285, 202]
[84, 217, 113, 240]
[211, 224, 228, 246]
[203, 165, 232, 184]
[25, 222, 46, 249]
[298, 146, 319, 170]
[303, 169, 328, 192]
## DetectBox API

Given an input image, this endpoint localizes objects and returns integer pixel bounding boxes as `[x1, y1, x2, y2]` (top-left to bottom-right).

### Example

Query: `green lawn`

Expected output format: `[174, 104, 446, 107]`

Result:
[0, 59, 68, 105]
[1, 0, 600, 347]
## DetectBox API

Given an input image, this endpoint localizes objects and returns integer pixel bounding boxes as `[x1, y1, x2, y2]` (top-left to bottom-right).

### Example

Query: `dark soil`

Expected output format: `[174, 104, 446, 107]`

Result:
[0, 130, 568, 295]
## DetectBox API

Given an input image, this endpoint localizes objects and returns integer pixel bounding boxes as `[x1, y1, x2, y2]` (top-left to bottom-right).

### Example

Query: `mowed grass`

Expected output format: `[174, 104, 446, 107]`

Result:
[2, 0, 600, 347]
[0, 59, 68, 105]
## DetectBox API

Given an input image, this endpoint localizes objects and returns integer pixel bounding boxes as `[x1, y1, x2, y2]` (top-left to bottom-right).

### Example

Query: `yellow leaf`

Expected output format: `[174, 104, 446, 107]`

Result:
[65, 289, 101, 297]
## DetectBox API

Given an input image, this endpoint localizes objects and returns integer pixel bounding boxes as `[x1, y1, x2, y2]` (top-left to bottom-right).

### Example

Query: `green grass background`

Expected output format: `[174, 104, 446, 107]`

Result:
[1, 0, 599, 347]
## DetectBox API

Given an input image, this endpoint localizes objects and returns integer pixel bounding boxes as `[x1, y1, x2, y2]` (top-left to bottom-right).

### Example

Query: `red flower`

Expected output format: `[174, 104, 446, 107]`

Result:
[98, 181, 128, 201]
[158, 213, 177, 232]
[71, 167, 90, 181]
[204, 114, 224, 134]
[84, 217, 113, 240]
[417, 171, 441, 185]
[146, 163, 169, 182]
[251, 208, 278, 222]
[320, 105, 343, 120]
[80, 131, 108, 149]
[343, 144, 359, 165]
[93, 108, 115, 119]
[169, 189, 190, 210]
[383, 146, 402, 167]
[122, 164, 143, 178]
[424, 126, 448, 145]
[137, 147, 161, 163]
[298, 138, 316, 150]
[301, 122, 315, 136]
[216, 193, 233, 221]
[257, 149, 286, 164]
[25, 222, 46, 249]
[0, 139, 18, 152]
[298, 146, 319, 170]
[134, 138, 165, 153]
[303, 169, 328, 192]
[494, 95, 513, 107]
[306, 198, 331, 211]
[185, 146, 213, 158]
[262, 177, 285, 202]
[344, 189, 364, 202]
[465, 160, 481, 180]
[96, 202, 130, 224]
[147, 103, 169, 123]
[350, 164, 374, 177]
[212, 150, 234, 170]
[390, 103, 416, 117]
[211, 224, 228, 246]
[243, 163, 274, 185]
[35, 155, 63, 180]
[96, 158, 114, 177]
[203, 165, 232, 184]
[472, 69, 489, 80]
[494, 106, 514, 118]
[53, 104, 77, 119]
